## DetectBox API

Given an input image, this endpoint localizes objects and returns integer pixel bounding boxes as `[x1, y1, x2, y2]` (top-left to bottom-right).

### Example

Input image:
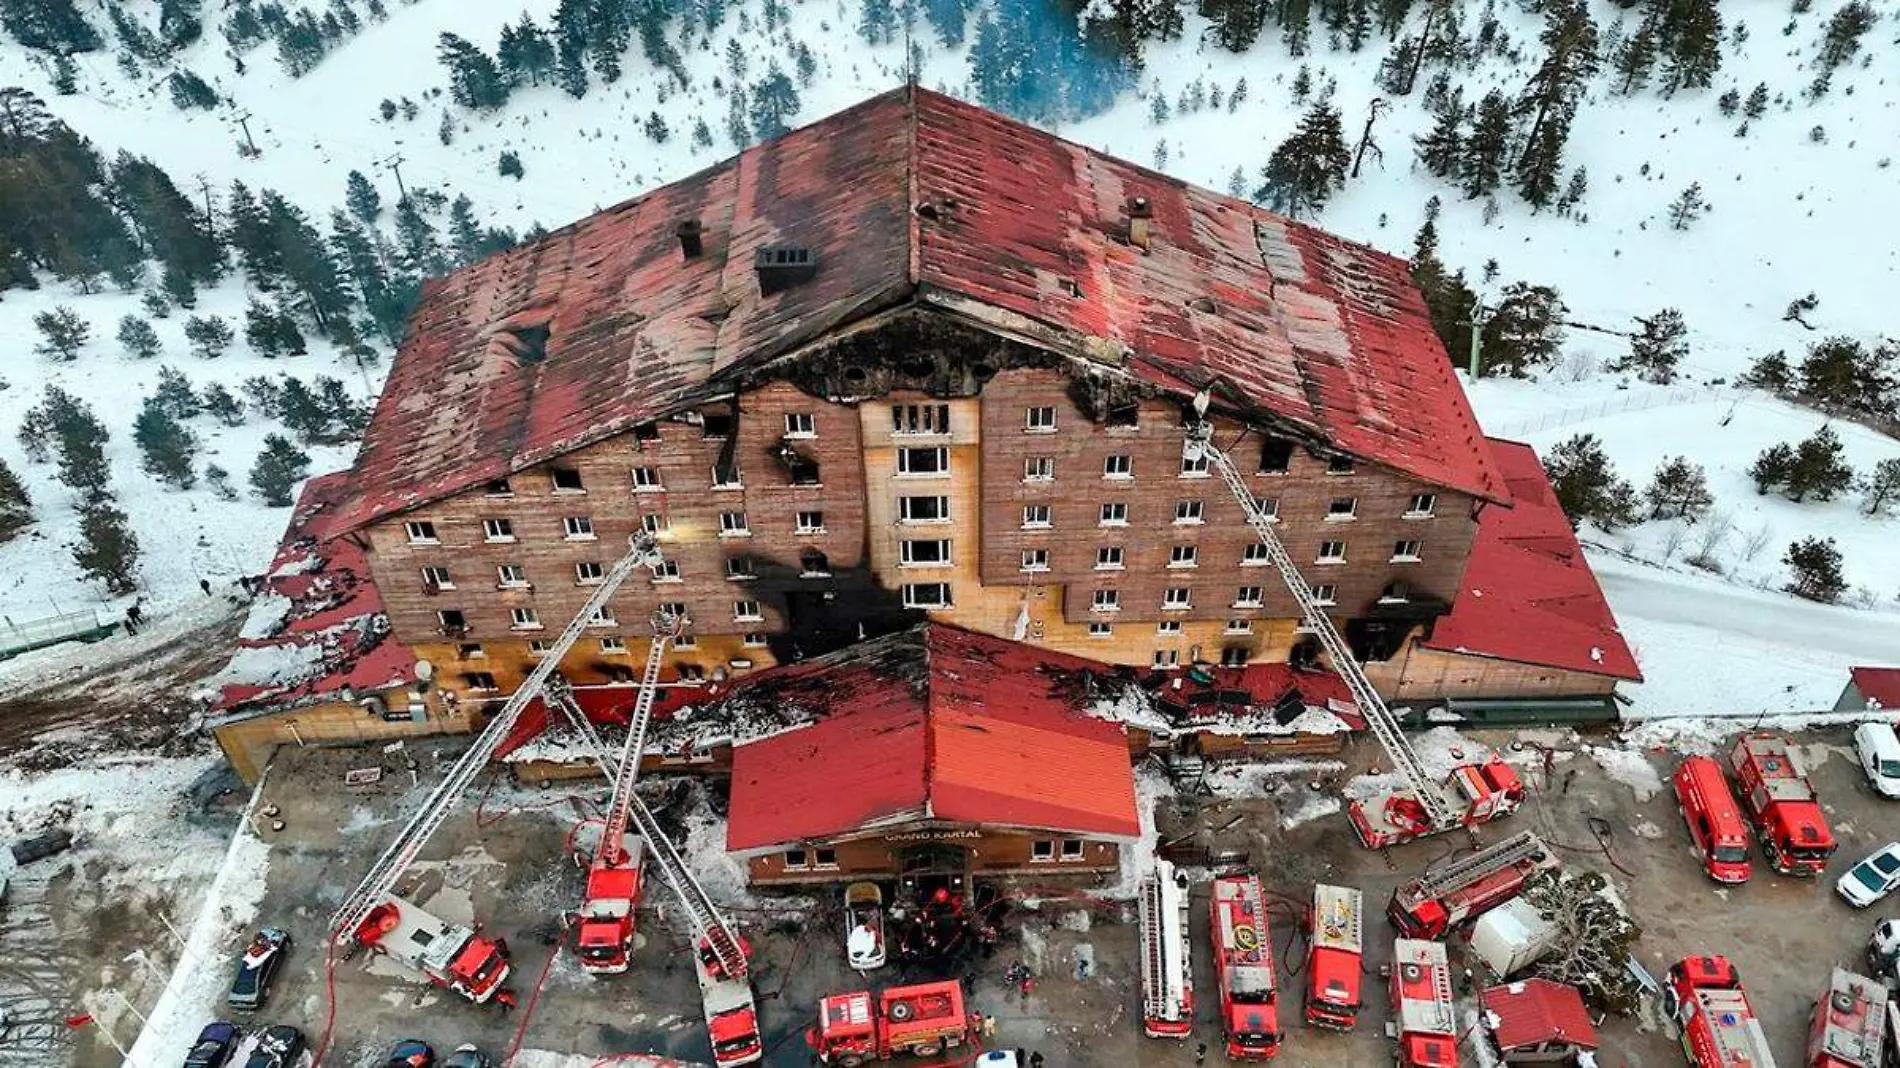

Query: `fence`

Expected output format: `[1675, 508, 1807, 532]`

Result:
[1487, 386, 1719, 438]
[0, 610, 116, 659]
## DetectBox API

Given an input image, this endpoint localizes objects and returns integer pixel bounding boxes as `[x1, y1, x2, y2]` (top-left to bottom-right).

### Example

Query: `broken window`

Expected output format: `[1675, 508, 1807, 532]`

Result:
[462, 672, 499, 692]
[588, 606, 616, 627]
[1152, 649, 1181, 668]
[711, 462, 742, 489]
[1259, 438, 1293, 474]
[1327, 455, 1355, 475]
[892, 403, 950, 435]
[795, 510, 824, 533]
[1031, 840, 1055, 861]
[1327, 497, 1357, 520]
[599, 637, 627, 654]
[633, 422, 661, 443]
[726, 556, 756, 581]
[801, 549, 830, 576]
[437, 609, 467, 634]
[458, 643, 484, 659]
[551, 467, 584, 492]
[496, 564, 529, 588]
[1180, 452, 1209, 477]
[1393, 540, 1422, 562]
[483, 479, 513, 497]
[1107, 402, 1139, 428]
[701, 412, 733, 438]
[1380, 581, 1411, 604]
[1221, 646, 1250, 668]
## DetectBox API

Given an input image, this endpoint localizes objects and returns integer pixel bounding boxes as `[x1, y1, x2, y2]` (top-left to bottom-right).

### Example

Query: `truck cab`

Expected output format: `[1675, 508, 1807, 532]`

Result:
[1730, 733, 1837, 877]
[810, 981, 973, 1065]
[1673, 756, 1752, 884]
[1304, 884, 1363, 1031]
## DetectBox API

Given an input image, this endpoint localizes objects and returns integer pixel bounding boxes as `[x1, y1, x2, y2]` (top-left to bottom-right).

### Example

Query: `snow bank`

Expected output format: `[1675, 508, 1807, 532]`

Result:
[236, 592, 294, 641]
[211, 640, 326, 688]
[1103, 764, 1173, 900]
[1585, 745, 1664, 802]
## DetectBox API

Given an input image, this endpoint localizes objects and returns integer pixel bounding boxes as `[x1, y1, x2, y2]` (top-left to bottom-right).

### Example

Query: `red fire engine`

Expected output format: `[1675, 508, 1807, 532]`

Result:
[1730, 734, 1838, 877]
[1305, 883, 1364, 1031]
[1350, 757, 1526, 851]
[1665, 956, 1777, 1068]
[698, 940, 763, 1068]
[347, 896, 511, 1003]
[1810, 967, 1888, 1068]
[1138, 861, 1194, 1038]
[1388, 832, 1557, 939]
[1674, 755, 1753, 884]
[1391, 938, 1458, 1068]
[1210, 873, 1281, 1060]
[808, 980, 978, 1065]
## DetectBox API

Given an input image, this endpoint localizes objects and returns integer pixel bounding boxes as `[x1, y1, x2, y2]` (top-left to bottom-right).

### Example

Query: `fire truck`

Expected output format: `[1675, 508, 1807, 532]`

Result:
[1305, 883, 1364, 1031]
[347, 896, 511, 1003]
[1182, 411, 1521, 849]
[1391, 938, 1458, 1068]
[1138, 860, 1193, 1039]
[1210, 873, 1281, 1060]
[1810, 968, 1888, 1068]
[1388, 832, 1557, 939]
[1730, 734, 1838, 877]
[698, 941, 764, 1068]
[1664, 956, 1778, 1068]
[808, 980, 978, 1065]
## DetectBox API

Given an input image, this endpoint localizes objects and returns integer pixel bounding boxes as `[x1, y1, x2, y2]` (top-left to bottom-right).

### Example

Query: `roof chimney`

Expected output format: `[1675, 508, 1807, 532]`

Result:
[676, 219, 704, 259]
[1127, 196, 1153, 250]
[754, 245, 818, 296]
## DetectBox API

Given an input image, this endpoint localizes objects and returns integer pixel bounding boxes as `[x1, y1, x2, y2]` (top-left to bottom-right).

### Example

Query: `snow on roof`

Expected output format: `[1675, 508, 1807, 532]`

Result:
[1482, 979, 1599, 1051]
[327, 87, 1505, 536]
[1851, 667, 1900, 710]
[1422, 439, 1642, 682]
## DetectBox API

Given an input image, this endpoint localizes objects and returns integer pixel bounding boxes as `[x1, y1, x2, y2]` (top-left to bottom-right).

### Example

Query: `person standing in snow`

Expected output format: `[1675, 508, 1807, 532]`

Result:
[200, 577, 212, 596]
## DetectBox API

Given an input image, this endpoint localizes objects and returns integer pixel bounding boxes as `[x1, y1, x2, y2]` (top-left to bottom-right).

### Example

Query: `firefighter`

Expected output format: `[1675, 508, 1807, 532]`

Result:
[494, 988, 518, 1013]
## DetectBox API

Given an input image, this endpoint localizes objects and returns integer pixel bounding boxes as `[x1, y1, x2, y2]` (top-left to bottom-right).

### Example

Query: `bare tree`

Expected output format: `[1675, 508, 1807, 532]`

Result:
[1520, 869, 1643, 1016]
[1657, 522, 1688, 563]
[1740, 522, 1774, 562]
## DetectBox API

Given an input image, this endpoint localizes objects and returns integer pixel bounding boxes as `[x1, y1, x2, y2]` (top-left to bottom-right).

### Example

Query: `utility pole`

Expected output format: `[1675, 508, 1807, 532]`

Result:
[380, 153, 408, 203]
[233, 110, 259, 157]
[1465, 300, 1490, 378]
[194, 173, 216, 238]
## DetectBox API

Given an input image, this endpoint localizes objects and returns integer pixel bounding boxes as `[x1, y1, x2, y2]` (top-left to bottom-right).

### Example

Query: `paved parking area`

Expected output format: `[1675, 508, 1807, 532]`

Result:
[187, 725, 1900, 1067]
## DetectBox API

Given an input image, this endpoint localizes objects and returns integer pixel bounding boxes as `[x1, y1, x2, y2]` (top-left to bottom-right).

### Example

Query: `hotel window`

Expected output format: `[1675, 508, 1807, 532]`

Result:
[1022, 505, 1051, 529]
[1104, 454, 1132, 479]
[496, 564, 529, 588]
[528, 639, 552, 656]
[700, 412, 733, 438]
[1173, 500, 1204, 525]
[651, 559, 681, 582]
[1393, 539, 1423, 562]
[743, 632, 768, 647]
[814, 847, 839, 868]
[1099, 502, 1128, 526]
[784, 849, 809, 869]
[1152, 649, 1181, 668]
[1024, 456, 1055, 482]
[677, 664, 707, 682]
[901, 582, 953, 609]
[1021, 549, 1050, 573]
[800, 550, 830, 577]
[1225, 618, 1253, 635]
[633, 422, 661, 443]
[484, 479, 512, 497]
[457, 643, 484, 659]
[482, 517, 514, 542]
[462, 672, 499, 692]
[711, 463, 743, 489]
[1233, 585, 1264, 608]
[575, 561, 604, 585]
[733, 600, 764, 622]
[1318, 540, 1347, 564]
[660, 602, 688, 619]
[796, 510, 825, 533]
[1169, 545, 1198, 568]
[563, 515, 595, 539]
[726, 556, 757, 581]
[1087, 622, 1114, 637]
[1259, 438, 1293, 474]
[588, 606, 616, 627]
[1180, 451, 1209, 477]
[1031, 840, 1056, 862]
[1091, 589, 1121, 612]
[1326, 497, 1357, 521]
[1221, 647, 1249, 668]
[1061, 839, 1086, 860]
[900, 495, 951, 523]
[1096, 546, 1124, 570]
[1162, 587, 1192, 610]
[550, 467, 584, 492]
[421, 566, 454, 590]
[1242, 543, 1271, 566]
[901, 539, 952, 567]
[784, 412, 816, 437]
[510, 607, 541, 630]
[1406, 493, 1438, 517]
[892, 403, 950, 435]
[632, 466, 662, 491]
[406, 520, 439, 544]
[898, 446, 949, 476]
[1327, 455, 1355, 474]
[1156, 620, 1183, 636]
[1313, 584, 1338, 606]
[1253, 497, 1280, 521]
[1380, 581, 1411, 604]
[599, 636, 627, 654]
[1025, 405, 1057, 432]
[719, 511, 750, 536]
[641, 513, 668, 535]
[437, 609, 467, 633]
[674, 631, 698, 649]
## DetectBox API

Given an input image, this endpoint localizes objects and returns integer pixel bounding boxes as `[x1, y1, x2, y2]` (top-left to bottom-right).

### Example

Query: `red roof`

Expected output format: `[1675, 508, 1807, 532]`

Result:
[1482, 979, 1599, 1051]
[214, 473, 420, 719]
[1422, 439, 1642, 682]
[725, 625, 1139, 852]
[1851, 667, 1900, 709]
[328, 87, 1503, 535]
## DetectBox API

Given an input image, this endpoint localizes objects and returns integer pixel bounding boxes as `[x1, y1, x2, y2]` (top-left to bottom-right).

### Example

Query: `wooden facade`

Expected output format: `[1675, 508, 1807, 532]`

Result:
[211, 684, 473, 783]
[741, 821, 1122, 887]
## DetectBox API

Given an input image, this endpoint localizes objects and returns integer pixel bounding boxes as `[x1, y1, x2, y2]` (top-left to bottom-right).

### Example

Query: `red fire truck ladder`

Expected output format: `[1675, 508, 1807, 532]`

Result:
[1183, 411, 1454, 833]
[328, 534, 668, 945]
[1411, 831, 1547, 901]
[1139, 861, 1191, 1029]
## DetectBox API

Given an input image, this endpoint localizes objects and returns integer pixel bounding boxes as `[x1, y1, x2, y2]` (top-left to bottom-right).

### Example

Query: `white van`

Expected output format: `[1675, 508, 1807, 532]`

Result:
[1855, 723, 1900, 799]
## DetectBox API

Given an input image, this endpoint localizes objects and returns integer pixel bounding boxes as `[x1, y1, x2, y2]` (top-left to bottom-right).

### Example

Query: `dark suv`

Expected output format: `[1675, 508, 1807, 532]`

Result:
[227, 928, 291, 1012]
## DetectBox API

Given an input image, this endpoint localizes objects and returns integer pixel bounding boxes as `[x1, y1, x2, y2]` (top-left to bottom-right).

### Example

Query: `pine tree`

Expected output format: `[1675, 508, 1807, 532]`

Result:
[0, 0, 104, 53]
[134, 396, 198, 489]
[1652, 0, 1723, 96]
[277, 377, 336, 444]
[72, 498, 141, 595]
[691, 117, 714, 149]
[1644, 456, 1712, 520]
[1787, 425, 1854, 502]
[33, 306, 90, 360]
[345, 169, 382, 223]
[644, 111, 670, 143]
[1545, 433, 1638, 530]
[245, 297, 289, 357]
[317, 377, 368, 441]
[858, 0, 897, 44]
[749, 63, 801, 140]
[1611, 21, 1655, 94]
[115, 315, 160, 360]
[1667, 182, 1707, 229]
[184, 314, 234, 359]
[1555, 166, 1589, 216]
[1782, 536, 1845, 603]
[205, 462, 237, 500]
[1796, 336, 1895, 416]
[438, 33, 510, 110]
[1743, 350, 1794, 394]
[1742, 83, 1769, 120]
[1517, 869, 1644, 1017]
[1862, 457, 1900, 517]
[1409, 208, 1481, 368]
[0, 458, 32, 543]
[1200, 0, 1268, 52]
[168, 69, 218, 110]
[1413, 86, 1464, 178]
[202, 383, 247, 427]
[141, 291, 172, 319]
[1513, 0, 1597, 206]
[922, 0, 973, 46]
[225, 181, 284, 289]
[497, 13, 553, 86]
[1611, 308, 1689, 384]
[498, 150, 524, 179]
[24, 387, 110, 500]
[1480, 282, 1566, 377]
[1254, 99, 1350, 218]
[394, 197, 446, 277]
[152, 365, 199, 418]
[1459, 90, 1511, 199]
[249, 433, 311, 506]
[1750, 442, 1797, 494]
[447, 194, 483, 266]
[1815, 0, 1873, 72]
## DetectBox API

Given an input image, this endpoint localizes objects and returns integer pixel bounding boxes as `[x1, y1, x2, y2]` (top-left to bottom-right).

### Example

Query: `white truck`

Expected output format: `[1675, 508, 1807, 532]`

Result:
[1466, 897, 1558, 980]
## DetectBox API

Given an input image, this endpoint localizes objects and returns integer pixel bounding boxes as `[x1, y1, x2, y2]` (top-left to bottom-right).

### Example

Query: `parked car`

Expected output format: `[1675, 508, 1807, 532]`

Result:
[976, 1052, 1024, 1068]
[386, 1039, 435, 1068]
[1867, 919, 1900, 982]
[442, 1046, 493, 1068]
[1857, 724, 1900, 799]
[844, 882, 886, 971]
[182, 1022, 241, 1068]
[227, 928, 291, 1012]
[242, 1025, 304, 1068]
[1839, 843, 1900, 908]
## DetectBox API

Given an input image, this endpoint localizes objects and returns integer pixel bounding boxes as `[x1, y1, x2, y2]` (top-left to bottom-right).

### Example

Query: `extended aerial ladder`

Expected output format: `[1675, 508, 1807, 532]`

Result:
[1138, 860, 1194, 1038]
[1182, 398, 1524, 849]
[1387, 830, 1558, 939]
[327, 533, 668, 1000]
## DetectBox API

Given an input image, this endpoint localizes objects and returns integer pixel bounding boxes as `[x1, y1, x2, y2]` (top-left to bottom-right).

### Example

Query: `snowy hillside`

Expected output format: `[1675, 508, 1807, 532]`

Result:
[1, 0, 1895, 707]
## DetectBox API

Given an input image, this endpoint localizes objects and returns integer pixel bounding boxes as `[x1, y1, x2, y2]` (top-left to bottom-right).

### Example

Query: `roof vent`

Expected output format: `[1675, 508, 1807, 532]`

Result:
[1126, 195, 1153, 250]
[496, 322, 551, 365]
[676, 219, 704, 258]
[754, 245, 817, 295]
